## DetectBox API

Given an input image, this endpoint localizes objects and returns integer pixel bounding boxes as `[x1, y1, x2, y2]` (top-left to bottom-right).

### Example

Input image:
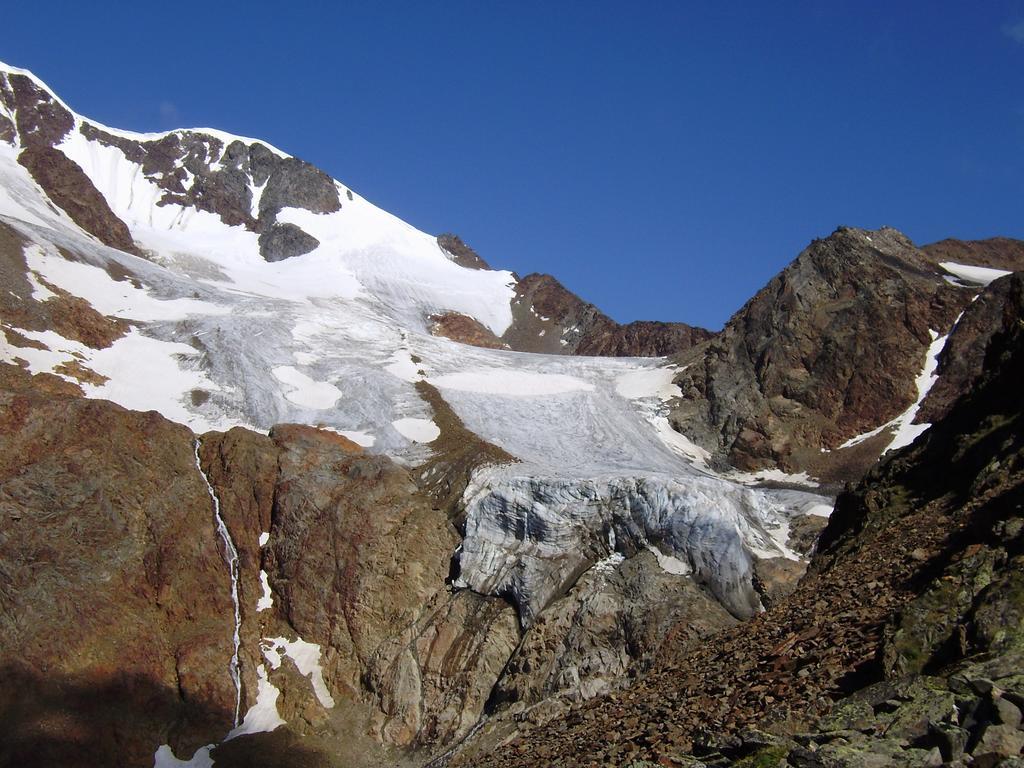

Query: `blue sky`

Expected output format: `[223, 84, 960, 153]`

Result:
[3, 2, 1022, 329]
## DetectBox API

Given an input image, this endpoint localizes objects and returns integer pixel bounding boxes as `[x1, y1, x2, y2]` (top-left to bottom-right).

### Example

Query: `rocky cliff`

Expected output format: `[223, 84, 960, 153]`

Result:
[668, 226, 990, 481]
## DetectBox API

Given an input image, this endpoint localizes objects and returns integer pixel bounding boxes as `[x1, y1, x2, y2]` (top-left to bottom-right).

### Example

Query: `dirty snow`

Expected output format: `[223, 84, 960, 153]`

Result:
[227, 664, 285, 739]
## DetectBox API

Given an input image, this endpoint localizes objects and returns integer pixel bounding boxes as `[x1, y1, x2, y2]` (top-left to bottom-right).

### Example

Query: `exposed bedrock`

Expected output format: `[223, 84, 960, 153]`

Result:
[0, 366, 237, 768]
[454, 470, 807, 627]
[669, 225, 975, 480]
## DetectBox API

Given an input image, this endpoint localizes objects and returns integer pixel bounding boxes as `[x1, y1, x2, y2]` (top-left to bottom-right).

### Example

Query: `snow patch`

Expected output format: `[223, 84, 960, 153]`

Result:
[392, 417, 440, 443]
[614, 367, 680, 401]
[153, 744, 214, 768]
[0, 325, 233, 434]
[271, 366, 342, 409]
[728, 468, 819, 488]
[940, 261, 1012, 287]
[840, 328, 950, 453]
[227, 663, 285, 739]
[194, 441, 242, 727]
[649, 417, 712, 468]
[646, 544, 692, 575]
[384, 349, 422, 382]
[257, 570, 273, 612]
[262, 636, 335, 708]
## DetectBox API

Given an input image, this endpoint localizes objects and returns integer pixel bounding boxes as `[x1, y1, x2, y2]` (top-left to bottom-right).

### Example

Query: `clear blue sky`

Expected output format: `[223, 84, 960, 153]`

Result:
[3, 2, 1023, 329]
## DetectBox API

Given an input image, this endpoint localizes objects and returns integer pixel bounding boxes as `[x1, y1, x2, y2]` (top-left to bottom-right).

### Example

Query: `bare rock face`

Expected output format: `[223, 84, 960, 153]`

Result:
[669, 226, 974, 480]
[437, 233, 491, 270]
[0, 365, 237, 768]
[259, 223, 322, 263]
[195, 418, 521, 759]
[502, 272, 713, 357]
[428, 311, 507, 349]
[489, 551, 736, 713]
[918, 272, 1024, 424]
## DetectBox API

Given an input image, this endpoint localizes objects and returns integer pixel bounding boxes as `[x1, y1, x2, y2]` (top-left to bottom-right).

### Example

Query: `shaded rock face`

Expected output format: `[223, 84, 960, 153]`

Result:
[461, 256, 1024, 768]
[488, 552, 736, 717]
[501, 272, 713, 357]
[918, 272, 1024, 424]
[259, 222, 321, 262]
[0, 69, 340, 263]
[669, 226, 974, 480]
[0, 366, 237, 768]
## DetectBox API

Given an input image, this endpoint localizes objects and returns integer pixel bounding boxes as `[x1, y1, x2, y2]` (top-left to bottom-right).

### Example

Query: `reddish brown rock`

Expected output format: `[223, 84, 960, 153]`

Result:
[437, 233, 491, 270]
[429, 311, 507, 349]
[502, 272, 713, 357]
[0, 369, 238, 767]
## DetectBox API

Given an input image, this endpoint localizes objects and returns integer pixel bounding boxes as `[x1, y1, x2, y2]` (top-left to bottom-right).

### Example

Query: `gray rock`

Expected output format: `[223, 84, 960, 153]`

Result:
[258, 157, 340, 220]
[258, 223, 320, 262]
[974, 724, 1024, 760]
[928, 720, 969, 762]
[995, 697, 1023, 729]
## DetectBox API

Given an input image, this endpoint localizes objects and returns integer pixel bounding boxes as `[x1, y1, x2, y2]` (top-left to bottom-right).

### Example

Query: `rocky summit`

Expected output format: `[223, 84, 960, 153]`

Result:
[0, 59, 1021, 768]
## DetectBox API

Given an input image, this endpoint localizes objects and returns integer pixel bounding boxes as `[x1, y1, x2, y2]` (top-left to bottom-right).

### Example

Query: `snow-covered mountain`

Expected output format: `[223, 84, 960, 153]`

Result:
[1, 59, 1021, 768]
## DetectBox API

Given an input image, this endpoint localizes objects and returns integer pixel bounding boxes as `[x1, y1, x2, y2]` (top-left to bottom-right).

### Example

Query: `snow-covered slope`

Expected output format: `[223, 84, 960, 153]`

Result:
[0, 60, 829, 645]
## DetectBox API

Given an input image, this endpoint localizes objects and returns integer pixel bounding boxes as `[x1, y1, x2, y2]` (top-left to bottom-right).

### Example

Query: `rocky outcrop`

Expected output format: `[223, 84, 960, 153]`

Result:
[437, 234, 491, 270]
[0, 367, 534, 767]
[917, 272, 1023, 424]
[501, 272, 713, 357]
[78, 125, 340, 262]
[487, 551, 736, 715]
[428, 312, 506, 349]
[458, 267, 1024, 767]
[197, 418, 521, 759]
[0, 71, 74, 148]
[669, 226, 974, 480]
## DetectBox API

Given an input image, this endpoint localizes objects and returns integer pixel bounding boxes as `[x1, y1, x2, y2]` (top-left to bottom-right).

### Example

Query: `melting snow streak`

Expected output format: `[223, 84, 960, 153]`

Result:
[194, 440, 243, 727]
